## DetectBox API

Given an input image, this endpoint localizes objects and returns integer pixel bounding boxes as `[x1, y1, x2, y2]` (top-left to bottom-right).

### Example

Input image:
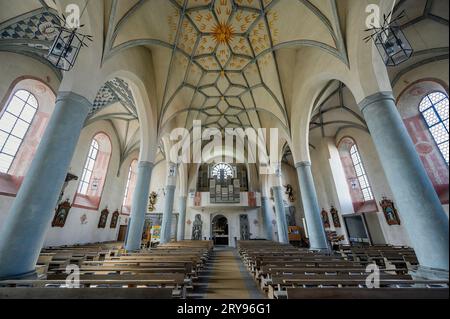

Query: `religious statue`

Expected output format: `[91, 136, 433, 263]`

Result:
[380, 197, 401, 226]
[52, 200, 71, 228]
[148, 192, 158, 212]
[241, 224, 250, 240]
[240, 215, 250, 240]
[57, 173, 78, 204]
[192, 214, 203, 240]
[110, 210, 119, 229]
[330, 206, 341, 228]
[284, 184, 295, 202]
[98, 208, 109, 228]
[321, 209, 331, 228]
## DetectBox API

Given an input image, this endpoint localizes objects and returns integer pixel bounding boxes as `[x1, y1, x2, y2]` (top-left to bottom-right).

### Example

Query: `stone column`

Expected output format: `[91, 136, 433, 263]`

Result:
[273, 187, 289, 244]
[295, 162, 329, 251]
[359, 92, 449, 278]
[0, 92, 92, 279]
[160, 163, 178, 244]
[272, 164, 289, 244]
[261, 196, 274, 241]
[176, 196, 187, 241]
[125, 161, 154, 251]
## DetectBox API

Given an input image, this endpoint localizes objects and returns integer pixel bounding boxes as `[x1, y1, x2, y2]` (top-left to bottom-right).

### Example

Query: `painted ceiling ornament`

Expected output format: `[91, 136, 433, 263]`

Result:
[212, 22, 234, 45]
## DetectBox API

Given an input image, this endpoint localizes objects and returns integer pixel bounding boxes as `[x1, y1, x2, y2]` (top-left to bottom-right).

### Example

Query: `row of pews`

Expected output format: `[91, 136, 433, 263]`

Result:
[0, 241, 213, 299]
[238, 241, 449, 299]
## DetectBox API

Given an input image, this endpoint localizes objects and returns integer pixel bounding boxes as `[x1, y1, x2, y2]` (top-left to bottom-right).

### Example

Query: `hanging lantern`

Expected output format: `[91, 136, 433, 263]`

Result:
[47, 27, 86, 71]
[364, 10, 413, 67]
[374, 25, 413, 66]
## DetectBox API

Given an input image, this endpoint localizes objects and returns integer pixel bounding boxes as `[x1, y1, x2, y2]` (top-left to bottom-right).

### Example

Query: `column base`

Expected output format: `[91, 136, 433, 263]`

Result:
[310, 247, 331, 254]
[410, 266, 449, 281]
[0, 269, 38, 281]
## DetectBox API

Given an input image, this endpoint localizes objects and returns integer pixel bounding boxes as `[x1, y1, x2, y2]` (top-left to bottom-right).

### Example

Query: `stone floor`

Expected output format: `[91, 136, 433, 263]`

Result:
[189, 246, 265, 299]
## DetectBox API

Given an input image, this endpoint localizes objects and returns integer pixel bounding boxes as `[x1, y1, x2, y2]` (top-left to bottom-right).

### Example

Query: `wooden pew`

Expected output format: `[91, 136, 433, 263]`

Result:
[286, 287, 449, 299]
[0, 288, 173, 299]
[0, 273, 187, 298]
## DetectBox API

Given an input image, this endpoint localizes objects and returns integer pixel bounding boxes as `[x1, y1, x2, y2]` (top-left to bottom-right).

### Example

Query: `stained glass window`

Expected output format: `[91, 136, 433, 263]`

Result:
[0, 90, 38, 173]
[419, 92, 449, 164]
[212, 163, 233, 180]
[350, 145, 374, 201]
[78, 139, 99, 195]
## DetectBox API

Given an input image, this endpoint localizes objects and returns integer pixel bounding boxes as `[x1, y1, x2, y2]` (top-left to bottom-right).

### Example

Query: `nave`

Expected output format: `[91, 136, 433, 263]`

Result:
[0, 0, 448, 302]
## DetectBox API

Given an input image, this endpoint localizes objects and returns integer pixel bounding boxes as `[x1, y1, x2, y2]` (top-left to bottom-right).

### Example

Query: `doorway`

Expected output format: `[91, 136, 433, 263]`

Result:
[212, 215, 229, 246]
[117, 225, 128, 242]
[343, 215, 372, 246]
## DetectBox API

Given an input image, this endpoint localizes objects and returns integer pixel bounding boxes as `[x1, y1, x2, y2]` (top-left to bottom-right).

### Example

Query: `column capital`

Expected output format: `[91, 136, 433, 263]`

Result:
[138, 161, 154, 169]
[56, 91, 92, 113]
[358, 91, 396, 113]
[295, 161, 311, 168]
[166, 184, 176, 191]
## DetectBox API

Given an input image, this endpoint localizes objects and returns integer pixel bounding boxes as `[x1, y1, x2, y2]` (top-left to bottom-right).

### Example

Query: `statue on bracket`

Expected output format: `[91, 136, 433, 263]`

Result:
[148, 192, 158, 212]
[192, 214, 203, 240]
[110, 210, 119, 229]
[321, 209, 331, 229]
[380, 197, 401, 226]
[240, 214, 250, 240]
[52, 199, 71, 228]
[284, 184, 295, 202]
[98, 208, 109, 229]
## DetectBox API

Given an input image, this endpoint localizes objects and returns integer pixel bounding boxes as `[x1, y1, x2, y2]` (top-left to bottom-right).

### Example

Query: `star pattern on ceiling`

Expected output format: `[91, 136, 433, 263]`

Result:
[160, 0, 287, 132]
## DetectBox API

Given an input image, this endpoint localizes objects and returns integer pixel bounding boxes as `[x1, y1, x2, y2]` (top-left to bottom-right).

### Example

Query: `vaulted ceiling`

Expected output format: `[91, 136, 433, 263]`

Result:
[103, 0, 348, 136]
[0, 0, 448, 157]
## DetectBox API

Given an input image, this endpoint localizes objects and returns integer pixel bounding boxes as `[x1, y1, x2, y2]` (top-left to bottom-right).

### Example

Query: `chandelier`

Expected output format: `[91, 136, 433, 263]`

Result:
[364, 11, 413, 67]
[46, 15, 93, 71]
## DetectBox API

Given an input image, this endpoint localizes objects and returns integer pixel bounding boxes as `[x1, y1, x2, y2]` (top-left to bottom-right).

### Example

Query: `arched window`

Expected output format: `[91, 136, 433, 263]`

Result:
[212, 163, 233, 180]
[350, 144, 374, 201]
[122, 160, 138, 212]
[0, 90, 38, 173]
[78, 139, 99, 195]
[419, 92, 449, 164]
[73, 133, 112, 210]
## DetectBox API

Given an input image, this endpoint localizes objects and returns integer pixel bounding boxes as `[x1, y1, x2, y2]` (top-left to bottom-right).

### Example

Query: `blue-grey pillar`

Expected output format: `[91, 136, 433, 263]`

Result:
[160, 186, 176, 244]
[359, 92, 449, 277]
[160, 163, 178, 244]
[261, 196, 274, 240]
[176, 196, 187, 241]
[273, 186, 289, 244]
[295, 162, 329, 251]
[125, 161, 154, 251]
[0, 92, 92, 279]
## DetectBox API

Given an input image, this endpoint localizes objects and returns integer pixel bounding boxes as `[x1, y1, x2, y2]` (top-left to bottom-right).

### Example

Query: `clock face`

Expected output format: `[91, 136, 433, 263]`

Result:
[212, 163, 233, 179]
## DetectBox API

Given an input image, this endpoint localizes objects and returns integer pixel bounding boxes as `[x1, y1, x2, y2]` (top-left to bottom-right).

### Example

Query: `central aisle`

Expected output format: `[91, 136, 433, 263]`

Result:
[204, 247, 265, 299]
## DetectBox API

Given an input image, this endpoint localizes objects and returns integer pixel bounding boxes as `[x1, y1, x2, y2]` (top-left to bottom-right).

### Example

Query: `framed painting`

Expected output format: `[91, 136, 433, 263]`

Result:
[380, 197, 401, 226]
[321, 209, 331, 228]
[98, 208, 109, 229]
[331, 206, 341, 228]
[52, 200, 71, 228]
[110, 210, 119, 229]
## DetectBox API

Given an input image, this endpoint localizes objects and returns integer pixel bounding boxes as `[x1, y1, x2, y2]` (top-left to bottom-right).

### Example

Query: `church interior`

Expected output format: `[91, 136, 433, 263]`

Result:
[0, 0, 448, 300]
